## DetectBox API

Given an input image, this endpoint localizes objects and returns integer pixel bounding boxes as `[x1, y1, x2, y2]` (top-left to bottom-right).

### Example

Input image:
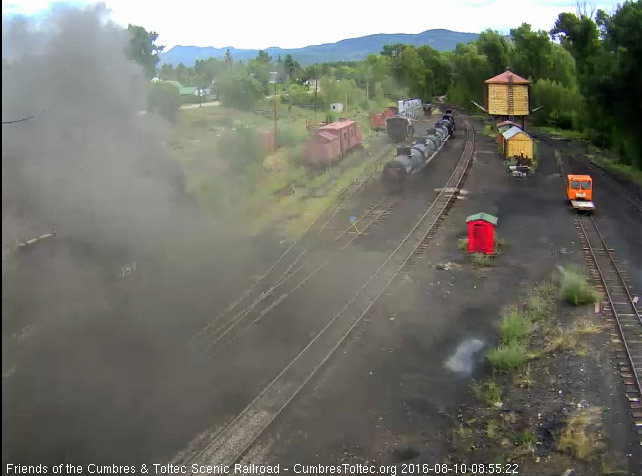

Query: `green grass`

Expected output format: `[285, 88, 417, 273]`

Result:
[559, 265, 599, 306]
[458, 237, 468, 251]
[518, 429, 536, 448]
[535, 126, 586, 141]
[499, 308, 531, 344]
[471, 253, 492, 267]
[524, 283, 556, 321]
[592, 156, 642, 186]
[483, 124, 496, 138]
[487, 342, 527, 372]
[471, 380, 503, 407]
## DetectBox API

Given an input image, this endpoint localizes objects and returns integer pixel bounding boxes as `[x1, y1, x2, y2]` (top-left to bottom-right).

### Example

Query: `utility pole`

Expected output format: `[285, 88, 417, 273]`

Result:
[345, 92, 348, 114]
[270, 71, 278, 152]
[314, 68, 318, 119]
[366, 82, 369, 101]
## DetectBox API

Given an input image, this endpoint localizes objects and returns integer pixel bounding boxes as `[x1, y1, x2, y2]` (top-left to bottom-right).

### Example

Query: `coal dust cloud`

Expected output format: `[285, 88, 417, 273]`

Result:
[2, 3, 261, 466]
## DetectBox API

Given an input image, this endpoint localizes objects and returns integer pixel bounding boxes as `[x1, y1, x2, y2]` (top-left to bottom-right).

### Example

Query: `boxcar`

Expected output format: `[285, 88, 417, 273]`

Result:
[305, 119, 362, 167]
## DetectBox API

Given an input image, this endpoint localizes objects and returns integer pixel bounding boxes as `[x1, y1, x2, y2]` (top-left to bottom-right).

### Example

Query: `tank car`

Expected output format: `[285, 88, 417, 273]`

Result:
[381, 135, 439, 186]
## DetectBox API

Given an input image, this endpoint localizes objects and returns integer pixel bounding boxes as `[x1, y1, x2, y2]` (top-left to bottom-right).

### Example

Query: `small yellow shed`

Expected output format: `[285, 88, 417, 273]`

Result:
[502, 126, 533, 160]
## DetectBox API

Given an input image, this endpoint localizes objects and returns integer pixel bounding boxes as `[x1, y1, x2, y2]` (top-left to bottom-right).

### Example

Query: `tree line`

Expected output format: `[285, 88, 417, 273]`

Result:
[128, 1, 641, 169]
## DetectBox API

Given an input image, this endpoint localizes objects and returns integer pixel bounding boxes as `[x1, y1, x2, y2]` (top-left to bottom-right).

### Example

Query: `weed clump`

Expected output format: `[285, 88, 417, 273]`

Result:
[487, 343, 527, 372]
[500, 308, 531, 344]
[471, 253, 492, 267]
[557, 408, 603, 460]
[559, 265, 599, 305]
[471, 380, 503, 407]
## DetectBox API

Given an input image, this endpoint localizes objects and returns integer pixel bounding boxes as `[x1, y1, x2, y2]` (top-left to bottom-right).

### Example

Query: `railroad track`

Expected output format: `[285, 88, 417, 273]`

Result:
[193, 193, 400, 355]
[189, 143, 395, 347]
[193, 126, 456, 354]
[537, 133, 642, 215]
[559, 150, 642, 444]
[575, 214, 642, 443]
[186, 118, 475, 468]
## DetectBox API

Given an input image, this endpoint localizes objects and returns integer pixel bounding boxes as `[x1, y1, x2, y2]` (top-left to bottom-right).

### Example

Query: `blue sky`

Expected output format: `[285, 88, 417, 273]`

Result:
[2, 0, 620, 50]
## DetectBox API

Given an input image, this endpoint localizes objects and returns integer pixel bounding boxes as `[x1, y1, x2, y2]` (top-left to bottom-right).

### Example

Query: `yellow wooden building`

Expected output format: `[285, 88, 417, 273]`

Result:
[502, 126, 533, 160]
[485, 69, 530, 128]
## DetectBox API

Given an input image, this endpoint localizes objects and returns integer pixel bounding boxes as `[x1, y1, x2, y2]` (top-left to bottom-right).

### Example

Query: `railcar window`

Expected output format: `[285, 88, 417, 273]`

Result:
[571, 181, 581, 189]
[581, 181, 591, 189]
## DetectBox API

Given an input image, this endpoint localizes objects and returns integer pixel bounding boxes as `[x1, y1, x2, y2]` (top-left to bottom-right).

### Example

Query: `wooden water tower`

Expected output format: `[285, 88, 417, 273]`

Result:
[484, 69, 530, 129]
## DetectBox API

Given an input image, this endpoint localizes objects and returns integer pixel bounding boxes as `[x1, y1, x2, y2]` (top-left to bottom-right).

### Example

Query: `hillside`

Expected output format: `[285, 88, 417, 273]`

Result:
[160, 29, 479, 66]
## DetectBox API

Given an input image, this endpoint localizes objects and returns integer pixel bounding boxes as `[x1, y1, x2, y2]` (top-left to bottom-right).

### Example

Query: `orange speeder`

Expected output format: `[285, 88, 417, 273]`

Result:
[567, 174, 595, 211]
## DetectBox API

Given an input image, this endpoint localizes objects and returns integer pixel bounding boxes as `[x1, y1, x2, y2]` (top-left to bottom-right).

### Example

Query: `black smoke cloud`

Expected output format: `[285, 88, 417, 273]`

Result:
[2, 4, 263, 465]
[2, 3, 187, 247]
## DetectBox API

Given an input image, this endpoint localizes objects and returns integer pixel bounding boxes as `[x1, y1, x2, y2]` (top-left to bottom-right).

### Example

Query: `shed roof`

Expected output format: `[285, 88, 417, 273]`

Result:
[466, 213, 498, 225]
[497, 120, 521, 129]
[179, 86, 196, 95]
[320, 120, 356, 131]
[485, 70, 530, 85]
[502, 126, 532, 141]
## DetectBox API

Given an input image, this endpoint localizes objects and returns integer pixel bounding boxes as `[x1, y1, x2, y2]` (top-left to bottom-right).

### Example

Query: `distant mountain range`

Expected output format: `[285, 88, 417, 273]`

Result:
[159, 29, 479, 66]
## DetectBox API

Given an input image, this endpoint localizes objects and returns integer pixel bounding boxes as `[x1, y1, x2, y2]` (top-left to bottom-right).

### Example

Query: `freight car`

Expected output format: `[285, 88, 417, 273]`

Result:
[386, 115, 415, 142]
[304, 119, 362, 167]
[370, 107, 398, 131]
[382, 111, 455, 186]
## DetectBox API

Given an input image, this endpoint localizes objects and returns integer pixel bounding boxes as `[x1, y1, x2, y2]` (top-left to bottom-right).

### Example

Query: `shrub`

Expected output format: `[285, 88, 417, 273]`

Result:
[277, 123, 309, 148]
[217, 70, 264, 111]
[147, 82, 180, 122]
[218, 126, 265, 175]
[499, 309, 531, 344]
[487, 343, 527, 372]
[560, 266, 598, 305]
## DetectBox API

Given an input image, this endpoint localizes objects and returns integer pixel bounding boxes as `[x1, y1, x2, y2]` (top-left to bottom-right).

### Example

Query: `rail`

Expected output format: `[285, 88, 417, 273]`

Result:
[559, 147, 642, 443]
[186, 118, 475, 468]
[576, 215, 642, 439]
[190, 143, 395, 346]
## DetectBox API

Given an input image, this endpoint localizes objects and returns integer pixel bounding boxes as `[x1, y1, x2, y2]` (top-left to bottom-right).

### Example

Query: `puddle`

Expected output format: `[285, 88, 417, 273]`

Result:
[445, 338, 485, 375]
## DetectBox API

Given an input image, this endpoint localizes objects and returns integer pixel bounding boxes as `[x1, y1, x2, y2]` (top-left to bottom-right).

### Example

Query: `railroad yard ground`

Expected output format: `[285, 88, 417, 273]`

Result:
[4, 111, 642, 475]
[241, 115, 642, 475]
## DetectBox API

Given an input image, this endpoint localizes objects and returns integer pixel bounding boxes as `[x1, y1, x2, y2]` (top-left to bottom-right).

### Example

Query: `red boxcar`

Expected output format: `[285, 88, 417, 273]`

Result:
[370, 107, 397, 130]
[305, 119, 362, 167]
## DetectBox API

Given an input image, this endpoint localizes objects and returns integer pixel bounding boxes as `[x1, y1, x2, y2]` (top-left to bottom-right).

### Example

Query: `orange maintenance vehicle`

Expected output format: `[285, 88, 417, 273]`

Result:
[567, 174, 595, 211]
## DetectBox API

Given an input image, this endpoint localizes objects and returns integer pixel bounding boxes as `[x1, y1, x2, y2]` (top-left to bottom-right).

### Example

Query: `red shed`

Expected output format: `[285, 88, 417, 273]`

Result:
[466, 213, 498, 255]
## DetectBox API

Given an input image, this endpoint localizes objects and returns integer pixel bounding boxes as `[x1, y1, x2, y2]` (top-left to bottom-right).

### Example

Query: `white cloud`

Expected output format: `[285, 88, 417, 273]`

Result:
[3, 0, 619, 49]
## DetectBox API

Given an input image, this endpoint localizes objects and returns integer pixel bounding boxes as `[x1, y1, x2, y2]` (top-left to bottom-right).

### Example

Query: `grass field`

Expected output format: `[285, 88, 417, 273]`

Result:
[171, 103, 389, 239]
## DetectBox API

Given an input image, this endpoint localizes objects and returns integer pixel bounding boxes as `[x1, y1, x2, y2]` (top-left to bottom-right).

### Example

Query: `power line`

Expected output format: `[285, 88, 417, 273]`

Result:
[2, 110, 45, 125]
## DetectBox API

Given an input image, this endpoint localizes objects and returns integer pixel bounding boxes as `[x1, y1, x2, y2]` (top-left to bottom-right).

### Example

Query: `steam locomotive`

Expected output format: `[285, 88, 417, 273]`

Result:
[382, 111, 456, 186]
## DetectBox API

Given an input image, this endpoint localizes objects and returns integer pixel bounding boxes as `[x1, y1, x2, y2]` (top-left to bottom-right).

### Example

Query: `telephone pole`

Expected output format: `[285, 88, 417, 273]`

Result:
[270, 71, 278, 151]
